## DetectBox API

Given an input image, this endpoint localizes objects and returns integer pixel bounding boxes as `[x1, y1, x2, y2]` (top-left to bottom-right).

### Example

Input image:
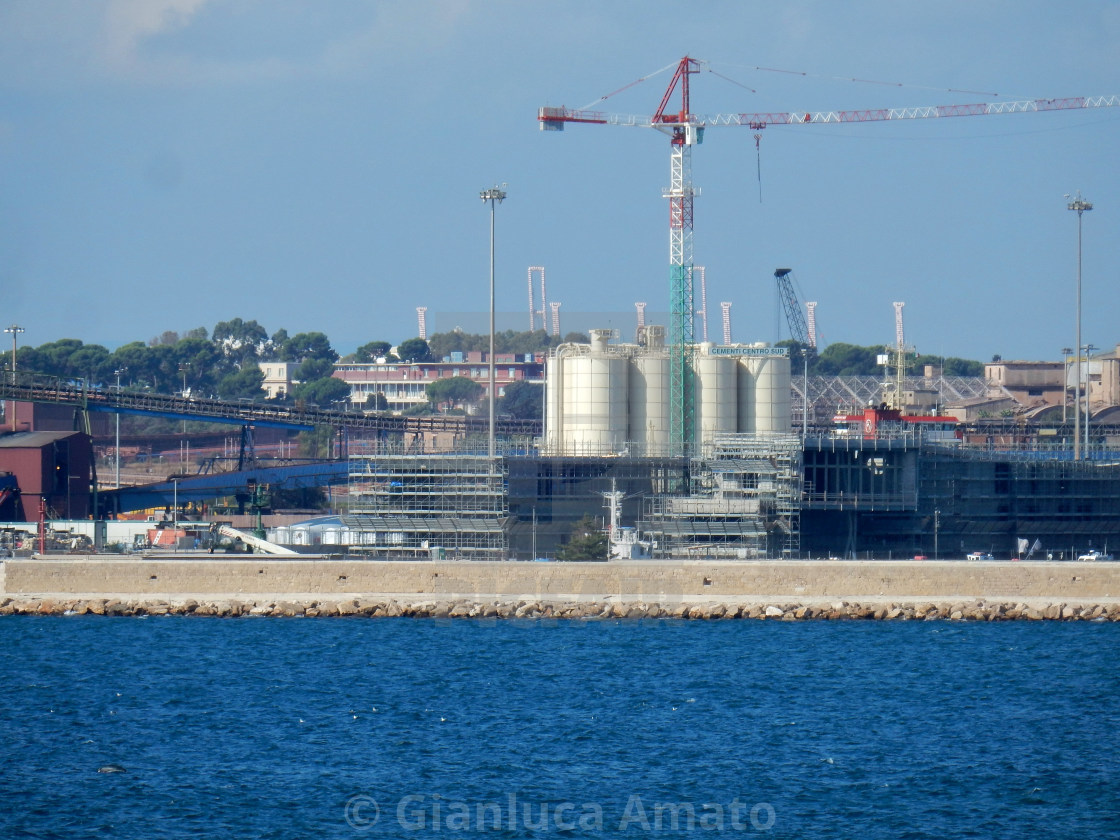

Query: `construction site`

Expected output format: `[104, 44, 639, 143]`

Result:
[337, 57, 1120, 563]
[3, 57, 1120, 561]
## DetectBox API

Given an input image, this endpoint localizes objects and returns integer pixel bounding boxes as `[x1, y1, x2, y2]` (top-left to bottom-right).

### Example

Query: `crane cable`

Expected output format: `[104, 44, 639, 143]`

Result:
[754, 132, 763, 203]
[578, 61, 679, 111]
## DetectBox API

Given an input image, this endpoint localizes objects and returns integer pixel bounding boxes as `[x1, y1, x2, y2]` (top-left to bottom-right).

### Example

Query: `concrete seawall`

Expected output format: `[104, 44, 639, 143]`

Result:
[3, 557, 1120, 620]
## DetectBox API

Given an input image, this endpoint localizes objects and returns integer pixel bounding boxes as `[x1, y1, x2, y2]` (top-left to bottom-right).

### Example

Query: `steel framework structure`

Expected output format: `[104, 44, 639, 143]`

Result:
[775, 268, 811, 348]
[345, 454, 510, 560]
[639, 433, 802, 558]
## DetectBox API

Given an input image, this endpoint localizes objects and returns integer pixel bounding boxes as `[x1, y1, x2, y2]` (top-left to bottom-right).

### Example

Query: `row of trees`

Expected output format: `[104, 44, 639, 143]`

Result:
[779, 340, 984, 377]
[12, 319, 345, 404]
[9, 319, 984, 413]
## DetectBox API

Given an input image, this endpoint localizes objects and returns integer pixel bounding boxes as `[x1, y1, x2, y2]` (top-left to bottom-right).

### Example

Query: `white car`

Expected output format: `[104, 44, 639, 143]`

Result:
[1077, 550, 1114, 562]
[966, 552, 995, 561]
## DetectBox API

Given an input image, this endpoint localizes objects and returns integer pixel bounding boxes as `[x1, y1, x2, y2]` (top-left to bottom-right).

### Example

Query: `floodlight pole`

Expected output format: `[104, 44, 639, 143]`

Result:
[5, 324, 25, 431]
[1083, 342, 1096, 457]
[801, 348, 809, 440]
[1061, 347, 1072, 425]
[114, 368, 126, 489]
[480, 185, 506, 459]
[1067, 192, 1091, 460]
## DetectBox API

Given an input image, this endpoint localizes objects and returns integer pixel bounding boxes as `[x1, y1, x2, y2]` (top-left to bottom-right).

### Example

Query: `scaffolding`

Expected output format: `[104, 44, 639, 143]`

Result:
[639, 433, 802, 559]
[344, 454, 510, 559]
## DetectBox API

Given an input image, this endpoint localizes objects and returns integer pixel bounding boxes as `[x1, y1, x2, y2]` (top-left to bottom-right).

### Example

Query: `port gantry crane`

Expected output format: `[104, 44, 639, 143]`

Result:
[775, 268, 812, 352]
[539, 55, 1119, 456]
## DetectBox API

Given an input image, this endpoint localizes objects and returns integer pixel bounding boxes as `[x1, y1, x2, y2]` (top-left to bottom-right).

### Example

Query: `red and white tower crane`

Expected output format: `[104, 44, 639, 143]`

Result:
[540, 56, 1119, 452]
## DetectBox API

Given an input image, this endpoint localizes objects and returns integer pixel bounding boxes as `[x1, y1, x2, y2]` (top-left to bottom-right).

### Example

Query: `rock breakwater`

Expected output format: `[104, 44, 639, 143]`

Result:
[3, 596, 1119, 621]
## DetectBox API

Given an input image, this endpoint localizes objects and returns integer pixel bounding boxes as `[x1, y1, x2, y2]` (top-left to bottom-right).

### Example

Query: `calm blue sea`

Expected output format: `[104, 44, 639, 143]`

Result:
[1, 616, 1117, 838]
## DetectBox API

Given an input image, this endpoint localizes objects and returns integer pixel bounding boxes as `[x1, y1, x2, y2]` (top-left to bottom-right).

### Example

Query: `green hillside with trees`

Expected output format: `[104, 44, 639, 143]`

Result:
[6, 321, 983, 409]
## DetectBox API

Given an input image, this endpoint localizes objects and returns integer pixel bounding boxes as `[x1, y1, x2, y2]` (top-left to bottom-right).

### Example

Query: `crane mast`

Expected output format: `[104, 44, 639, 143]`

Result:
[656, 57, 702, 453]
[883, 301, 914, 410]
[694, 266, 709, 343]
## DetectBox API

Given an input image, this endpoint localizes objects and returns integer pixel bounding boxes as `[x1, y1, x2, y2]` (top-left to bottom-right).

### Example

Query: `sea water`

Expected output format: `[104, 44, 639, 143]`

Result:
[1, 616, 1117, 838]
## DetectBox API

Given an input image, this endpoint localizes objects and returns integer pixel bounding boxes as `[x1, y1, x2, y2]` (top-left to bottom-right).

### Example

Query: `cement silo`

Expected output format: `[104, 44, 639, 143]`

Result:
[546, 331, 789, 454]
[559, 329, 629, 454]
[695, 345, 738, 444]
[628, 326, 669, 455]
[629, 354, 670, 455]
[746, 351, 792, 433]
[736, 355, 754, 432]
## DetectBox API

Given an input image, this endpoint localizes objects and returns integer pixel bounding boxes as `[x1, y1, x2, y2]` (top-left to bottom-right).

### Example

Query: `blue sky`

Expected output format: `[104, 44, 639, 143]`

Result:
[1, 0, 1117, 363]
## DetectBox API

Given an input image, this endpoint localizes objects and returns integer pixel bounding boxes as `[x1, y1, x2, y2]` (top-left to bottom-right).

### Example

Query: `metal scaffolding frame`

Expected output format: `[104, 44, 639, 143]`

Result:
[639, 433, 803, 559]
[344, 453, 510, 560]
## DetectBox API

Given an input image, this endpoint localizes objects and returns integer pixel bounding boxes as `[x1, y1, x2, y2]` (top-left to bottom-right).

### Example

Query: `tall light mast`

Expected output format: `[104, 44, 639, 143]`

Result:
[1066, 192, 1092, 460]
[5, 324, 24, 432]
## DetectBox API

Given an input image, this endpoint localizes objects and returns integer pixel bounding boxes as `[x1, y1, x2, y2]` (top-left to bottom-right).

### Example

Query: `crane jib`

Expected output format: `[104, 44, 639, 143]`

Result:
[540, 96, 1120, 132]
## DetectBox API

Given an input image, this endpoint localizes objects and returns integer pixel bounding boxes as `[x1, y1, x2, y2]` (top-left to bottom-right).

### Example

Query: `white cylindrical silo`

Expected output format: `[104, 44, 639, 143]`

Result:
[695, 350, 737, 446]
[749, 354, 792, 433]
[737, 356, 754, 432]
[562, 350, 628, 454]
[629, 351, 671, 455]
[545, 352, 563, 452]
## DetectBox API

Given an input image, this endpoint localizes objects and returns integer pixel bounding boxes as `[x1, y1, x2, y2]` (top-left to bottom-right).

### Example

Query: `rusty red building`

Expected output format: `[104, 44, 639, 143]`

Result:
[0, 430, 94, 520]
